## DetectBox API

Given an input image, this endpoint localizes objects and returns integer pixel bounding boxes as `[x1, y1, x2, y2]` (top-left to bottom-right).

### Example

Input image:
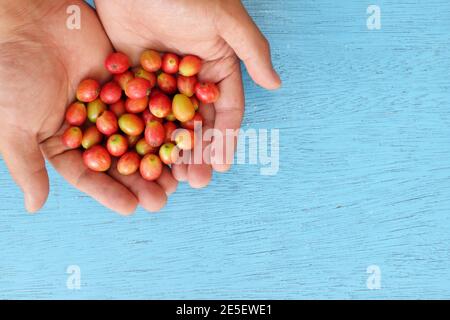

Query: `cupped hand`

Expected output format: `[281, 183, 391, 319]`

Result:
[95, 0, 281, 188]
[0, 0, 176, 214]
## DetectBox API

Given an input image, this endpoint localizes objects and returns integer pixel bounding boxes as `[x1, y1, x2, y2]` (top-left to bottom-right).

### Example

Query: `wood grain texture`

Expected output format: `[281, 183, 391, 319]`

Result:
[1, 0, 450, 299]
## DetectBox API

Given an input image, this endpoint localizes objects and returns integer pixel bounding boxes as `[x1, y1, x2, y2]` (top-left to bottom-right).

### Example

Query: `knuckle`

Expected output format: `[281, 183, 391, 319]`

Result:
[261, 36, 271, 54]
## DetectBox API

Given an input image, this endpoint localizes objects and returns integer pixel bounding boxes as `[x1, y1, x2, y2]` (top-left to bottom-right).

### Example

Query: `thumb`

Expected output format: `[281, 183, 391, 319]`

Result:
[216, 0, 281, 90]
[0, 132, 49, 213]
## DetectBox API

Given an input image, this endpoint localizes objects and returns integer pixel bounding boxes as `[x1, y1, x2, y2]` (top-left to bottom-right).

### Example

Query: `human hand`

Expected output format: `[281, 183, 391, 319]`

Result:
[0, 0, 176, 214]
[95, 0, 281, 188]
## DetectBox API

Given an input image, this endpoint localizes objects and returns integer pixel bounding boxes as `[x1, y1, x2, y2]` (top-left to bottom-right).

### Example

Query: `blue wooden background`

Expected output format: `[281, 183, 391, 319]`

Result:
[1, 0, 450, 299]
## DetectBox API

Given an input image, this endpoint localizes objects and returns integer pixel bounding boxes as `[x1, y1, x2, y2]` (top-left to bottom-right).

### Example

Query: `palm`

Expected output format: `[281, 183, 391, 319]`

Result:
[96, 0, 235, 61]
[0, 43, 67, 147]
[96, 0, 246, 187]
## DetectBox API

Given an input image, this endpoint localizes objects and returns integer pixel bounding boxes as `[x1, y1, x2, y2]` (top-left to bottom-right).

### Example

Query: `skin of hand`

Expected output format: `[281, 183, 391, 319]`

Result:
[0, 0, 176, 214]
[95, 0, 281, 188]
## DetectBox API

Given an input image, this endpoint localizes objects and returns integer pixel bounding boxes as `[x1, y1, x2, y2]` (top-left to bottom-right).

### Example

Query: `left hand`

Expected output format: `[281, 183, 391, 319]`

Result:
[0, 0, 174, 214]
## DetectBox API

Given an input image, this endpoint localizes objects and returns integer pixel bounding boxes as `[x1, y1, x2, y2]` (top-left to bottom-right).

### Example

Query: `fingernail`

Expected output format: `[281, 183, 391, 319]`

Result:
[24, 195, 32, 212]
[272, 69, 282, 87]
[24, 194, 37, 214]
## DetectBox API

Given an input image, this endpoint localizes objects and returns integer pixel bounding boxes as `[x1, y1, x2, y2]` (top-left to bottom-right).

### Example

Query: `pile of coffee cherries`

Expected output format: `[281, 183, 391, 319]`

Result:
[62, 50, 219, 181]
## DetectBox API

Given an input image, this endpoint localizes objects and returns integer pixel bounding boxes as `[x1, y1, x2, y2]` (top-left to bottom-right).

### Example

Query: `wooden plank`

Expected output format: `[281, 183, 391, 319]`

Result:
[0, 0, 450, 299]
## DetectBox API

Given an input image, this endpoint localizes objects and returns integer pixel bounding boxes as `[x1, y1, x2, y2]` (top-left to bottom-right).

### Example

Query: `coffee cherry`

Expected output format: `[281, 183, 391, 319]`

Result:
[96, 110, 118, 135]
[127, 134, 141, 148]
[62, 127, 82, 149]
[181, 112, 203, 130]
[159, 143, 179, 165]
[163, 121, 177, 142]
[83, 145, 111, 172]
[125, 78, 151, 99]
[125, 96, 149, 113]
[172, 94, 195, 122]
[81, 126, 103, 149]
[140, 154, 163, 181]
[118, 114, 145, 136]
[65, 102, 87, 126]
[133, 67, 157, 88]
[100, 81, 122, 104]
[157, 72, 177, 95]
[177, 75, 197, 97]
[190, 96, 200, 111]
[105, 52, 130, 74]
[106, 134, 128, 157]
[136, 138, 158, 156]
[174, 129, 195, 150]
[117, 151, 141, 176]
[76, 79, 100, 102]
[166, 112, 176, 122]
[149, 92, 171, 118]
[142, 109, 163, 125]
[87, 99, 107, 123]
[145, 120, 165, 147]
[195, 82, 220, 104]
[161, 53, 180, 74]
[109, 100, 126, 117]
[140, 50, 162, 72]
[114, 71, 134, 90]
[179, 55, 202, 76]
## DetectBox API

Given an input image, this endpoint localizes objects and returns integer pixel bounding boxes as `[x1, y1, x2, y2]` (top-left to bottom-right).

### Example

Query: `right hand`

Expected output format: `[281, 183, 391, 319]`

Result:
[95, 0, 281, 188]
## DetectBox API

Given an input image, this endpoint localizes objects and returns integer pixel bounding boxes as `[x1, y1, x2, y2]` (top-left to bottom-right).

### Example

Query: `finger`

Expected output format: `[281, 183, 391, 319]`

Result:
[156, 166, 178, 195]
[210, 67, 245, 173]
[108, 160, 167, 213]
[171, 161, 188, 182]
[0, 133, 49, 213]
[187, 103, 214, 188]
[188, 161, 212, 189]
[217, 0, 281, 90]
[42, 136, 138, 216]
